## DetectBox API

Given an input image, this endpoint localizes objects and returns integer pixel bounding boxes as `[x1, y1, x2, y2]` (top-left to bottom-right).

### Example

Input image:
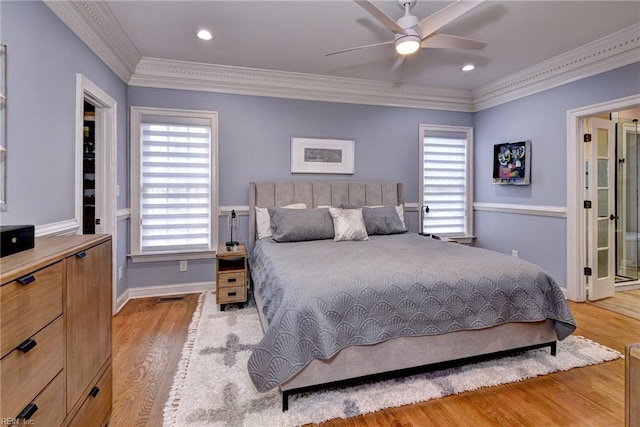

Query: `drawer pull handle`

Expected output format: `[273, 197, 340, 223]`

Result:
[228, 291, 237, 297]
[228, 278, 237, 283]
[17, 338, 37, 353]
[76, 251, 87, 259]
[17, 403, 38, 420]
[17, 274, 35, 286]
[89, 386, 100, 398]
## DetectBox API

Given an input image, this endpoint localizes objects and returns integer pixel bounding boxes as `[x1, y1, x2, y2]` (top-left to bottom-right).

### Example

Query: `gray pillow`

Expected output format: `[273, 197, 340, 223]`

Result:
[362, 205, 407, 235]
[268, 207, 335, 242]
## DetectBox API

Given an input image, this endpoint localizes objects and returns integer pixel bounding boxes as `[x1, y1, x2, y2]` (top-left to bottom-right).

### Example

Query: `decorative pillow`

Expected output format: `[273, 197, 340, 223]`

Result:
[362, 205, 407, 235]
[328, 208, 369, 242]
[255, 203, 306, 239]
[342, 204, 406, 228]
[268, 207, 335, 242]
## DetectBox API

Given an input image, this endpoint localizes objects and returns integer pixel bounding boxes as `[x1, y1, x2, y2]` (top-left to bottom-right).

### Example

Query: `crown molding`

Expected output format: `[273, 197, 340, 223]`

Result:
[44, 0, 140, 82]
[129, 58, 475, 112]
[46, 0, 638, 111]
[473, 23, 640, 111]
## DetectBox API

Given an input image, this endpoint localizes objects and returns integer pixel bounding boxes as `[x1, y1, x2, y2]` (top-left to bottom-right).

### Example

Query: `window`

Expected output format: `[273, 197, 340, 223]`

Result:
[419, 124, 473, 237]
[130, 107, 218, 261]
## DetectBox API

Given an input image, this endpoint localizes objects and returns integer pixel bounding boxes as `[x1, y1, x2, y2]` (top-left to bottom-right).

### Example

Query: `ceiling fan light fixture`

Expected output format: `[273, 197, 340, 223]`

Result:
[395, 35, 421, 55]
[462, 64, 475, 71]
[196, 29, 213, 41]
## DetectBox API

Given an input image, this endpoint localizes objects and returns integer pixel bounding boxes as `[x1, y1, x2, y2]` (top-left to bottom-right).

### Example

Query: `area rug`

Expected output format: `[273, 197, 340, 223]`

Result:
[163, 291, 620, 427]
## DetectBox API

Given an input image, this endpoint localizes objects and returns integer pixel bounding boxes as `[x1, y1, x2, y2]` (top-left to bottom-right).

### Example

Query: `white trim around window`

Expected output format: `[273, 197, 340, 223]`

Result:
[419, 124, 474, 237]
[129, 106, 219, 263]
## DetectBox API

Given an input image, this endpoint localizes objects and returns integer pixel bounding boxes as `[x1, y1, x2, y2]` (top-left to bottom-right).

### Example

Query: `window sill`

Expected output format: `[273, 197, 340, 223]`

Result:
[128, 250, 217, 264]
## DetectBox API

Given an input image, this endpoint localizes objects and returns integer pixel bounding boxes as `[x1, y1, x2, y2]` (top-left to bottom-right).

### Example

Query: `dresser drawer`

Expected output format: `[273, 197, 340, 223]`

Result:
[68, 364, 112, 427]
[12, 371, 65, 425]
[0, 261, 63, 356]
[218, 271, 245, 289]
[217, 285, 247, 303]
[0, 316, 64, 418]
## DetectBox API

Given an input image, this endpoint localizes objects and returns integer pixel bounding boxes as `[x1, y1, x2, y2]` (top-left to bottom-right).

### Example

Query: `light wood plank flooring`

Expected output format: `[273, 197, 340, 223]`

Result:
[589, 289, 640, 321]
[112, 297, 640, 426]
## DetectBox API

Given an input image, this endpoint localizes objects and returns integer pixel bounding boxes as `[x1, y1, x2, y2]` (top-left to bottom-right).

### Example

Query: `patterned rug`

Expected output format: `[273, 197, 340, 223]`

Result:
[163, 291, 620, 427]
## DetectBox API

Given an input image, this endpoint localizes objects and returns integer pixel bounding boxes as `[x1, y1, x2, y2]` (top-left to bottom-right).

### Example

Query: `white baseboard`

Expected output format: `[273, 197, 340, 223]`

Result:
[114, 281, 215, 314]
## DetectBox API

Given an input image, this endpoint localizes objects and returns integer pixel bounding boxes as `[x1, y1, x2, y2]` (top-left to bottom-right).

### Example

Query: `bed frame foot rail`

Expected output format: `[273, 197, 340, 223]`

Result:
[279, 340, 557, 411]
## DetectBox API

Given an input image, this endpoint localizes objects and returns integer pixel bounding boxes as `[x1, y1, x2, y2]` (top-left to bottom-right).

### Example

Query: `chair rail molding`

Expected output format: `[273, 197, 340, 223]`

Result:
[473, 202, 567, 218]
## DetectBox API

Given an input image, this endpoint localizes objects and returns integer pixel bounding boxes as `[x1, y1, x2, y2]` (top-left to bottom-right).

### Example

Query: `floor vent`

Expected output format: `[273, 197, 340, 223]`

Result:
[157, 295, 186, 303]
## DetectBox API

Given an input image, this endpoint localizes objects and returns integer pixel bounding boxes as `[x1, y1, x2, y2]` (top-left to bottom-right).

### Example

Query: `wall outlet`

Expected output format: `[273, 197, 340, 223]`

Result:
[118, 266, 123, 280]
[512, 249, 518, 257]
[180, 260, 188, 272]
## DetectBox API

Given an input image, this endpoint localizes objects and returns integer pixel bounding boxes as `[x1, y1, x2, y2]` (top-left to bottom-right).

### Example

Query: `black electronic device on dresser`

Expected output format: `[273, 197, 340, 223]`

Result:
[0, 225, 35, 258]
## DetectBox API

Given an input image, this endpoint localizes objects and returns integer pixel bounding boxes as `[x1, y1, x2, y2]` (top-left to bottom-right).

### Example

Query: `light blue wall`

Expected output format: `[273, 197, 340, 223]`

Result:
[126, 87, 473, 288]
[0, 1, 128, 295]
[4, 1, 639, 295]
[474, 62, 640, 286]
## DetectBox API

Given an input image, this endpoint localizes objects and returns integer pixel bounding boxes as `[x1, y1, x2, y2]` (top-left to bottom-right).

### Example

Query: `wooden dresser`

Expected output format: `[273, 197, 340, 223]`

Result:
[0, 234, 112, 426]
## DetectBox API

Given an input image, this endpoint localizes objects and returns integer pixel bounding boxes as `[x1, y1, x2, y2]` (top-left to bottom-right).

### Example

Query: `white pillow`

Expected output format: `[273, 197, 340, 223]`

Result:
[255, 203, 307, 239]
[328, 208, 369, 242]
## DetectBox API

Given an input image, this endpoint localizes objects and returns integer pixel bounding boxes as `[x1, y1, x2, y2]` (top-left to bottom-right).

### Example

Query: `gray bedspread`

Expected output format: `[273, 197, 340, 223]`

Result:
[247, 233, 576, 392]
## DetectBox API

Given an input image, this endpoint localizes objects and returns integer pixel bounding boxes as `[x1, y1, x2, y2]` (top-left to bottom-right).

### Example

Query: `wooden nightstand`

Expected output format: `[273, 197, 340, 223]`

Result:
[216, 243, 248, 311]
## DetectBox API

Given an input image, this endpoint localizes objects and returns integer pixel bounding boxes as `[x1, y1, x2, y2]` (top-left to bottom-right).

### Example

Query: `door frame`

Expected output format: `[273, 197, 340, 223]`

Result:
[75, 74, 118, 314]
[566, 94, 640, 301]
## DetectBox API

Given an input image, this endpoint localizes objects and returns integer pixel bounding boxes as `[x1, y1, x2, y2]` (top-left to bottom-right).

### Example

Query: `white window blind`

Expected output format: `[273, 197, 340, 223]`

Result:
[140, 122, 212, 253]
[421, 128, 471, 236]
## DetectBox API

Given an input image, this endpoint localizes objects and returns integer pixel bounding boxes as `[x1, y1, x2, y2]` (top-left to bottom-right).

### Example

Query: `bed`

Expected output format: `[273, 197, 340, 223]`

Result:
[246, 181, 576, 410]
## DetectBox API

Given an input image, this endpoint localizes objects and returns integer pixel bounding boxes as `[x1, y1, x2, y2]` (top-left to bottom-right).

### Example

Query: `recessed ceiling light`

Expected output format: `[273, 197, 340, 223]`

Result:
[197, 29, 213, 41]
[462, 64, 475, 72]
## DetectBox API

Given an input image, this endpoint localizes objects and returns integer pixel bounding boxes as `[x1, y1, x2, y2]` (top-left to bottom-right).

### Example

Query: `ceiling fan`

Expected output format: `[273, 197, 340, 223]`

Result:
[326, 0, 486, 72]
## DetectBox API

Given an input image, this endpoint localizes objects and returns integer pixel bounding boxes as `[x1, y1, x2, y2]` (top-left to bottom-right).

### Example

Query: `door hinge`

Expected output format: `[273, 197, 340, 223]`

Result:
[583, 200, 592, 209]
[583, 133, 592, 142]
[584, 267, 592, 276]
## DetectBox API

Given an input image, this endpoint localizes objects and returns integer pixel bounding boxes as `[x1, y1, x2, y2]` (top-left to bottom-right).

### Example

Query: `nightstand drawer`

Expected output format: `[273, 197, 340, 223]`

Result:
[0, 261, 63, 356]
[217, 285, 247, 303]
[13, 371, 65, 425]
[218, 271, 246, 288]
[1, 315, 64, 418]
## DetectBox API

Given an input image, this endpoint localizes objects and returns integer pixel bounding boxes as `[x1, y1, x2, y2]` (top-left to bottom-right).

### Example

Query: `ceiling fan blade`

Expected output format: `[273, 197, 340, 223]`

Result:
[421, 33, 486, 50]
[354, 0, 407, 35]
[417, 0, 483, 38]
[324, 40, 394, 56]
[390, 55, 405, 74]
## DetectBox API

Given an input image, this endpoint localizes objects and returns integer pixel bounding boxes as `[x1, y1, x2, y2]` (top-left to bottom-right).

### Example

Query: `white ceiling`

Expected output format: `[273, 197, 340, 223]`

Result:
[104, 0, 640, 91]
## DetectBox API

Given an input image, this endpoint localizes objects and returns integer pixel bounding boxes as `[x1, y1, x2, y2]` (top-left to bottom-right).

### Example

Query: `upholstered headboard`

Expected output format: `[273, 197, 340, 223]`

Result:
[248, 181, 404, 244]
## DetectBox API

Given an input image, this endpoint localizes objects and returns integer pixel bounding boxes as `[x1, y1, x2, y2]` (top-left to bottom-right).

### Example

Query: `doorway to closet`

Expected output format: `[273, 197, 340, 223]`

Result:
[76, 74, 118, 314]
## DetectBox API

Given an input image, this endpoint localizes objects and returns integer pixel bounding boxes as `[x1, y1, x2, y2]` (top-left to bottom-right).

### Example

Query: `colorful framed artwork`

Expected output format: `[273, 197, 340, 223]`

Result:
[492, 140, 531, 185]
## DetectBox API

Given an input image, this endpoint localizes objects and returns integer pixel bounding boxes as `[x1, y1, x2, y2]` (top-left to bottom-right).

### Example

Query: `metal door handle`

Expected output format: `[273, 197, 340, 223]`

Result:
[610, 214, 619, 221]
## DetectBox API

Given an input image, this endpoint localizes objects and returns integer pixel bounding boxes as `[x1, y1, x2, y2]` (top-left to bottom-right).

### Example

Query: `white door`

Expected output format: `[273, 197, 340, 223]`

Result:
[587, 117, 616, 300]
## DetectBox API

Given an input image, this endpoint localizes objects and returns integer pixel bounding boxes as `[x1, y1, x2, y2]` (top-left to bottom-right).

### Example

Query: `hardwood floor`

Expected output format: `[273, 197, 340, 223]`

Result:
[111, 296, 639, 427]
[589, 289, 640, 321]
[111, 293, 200, 426]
